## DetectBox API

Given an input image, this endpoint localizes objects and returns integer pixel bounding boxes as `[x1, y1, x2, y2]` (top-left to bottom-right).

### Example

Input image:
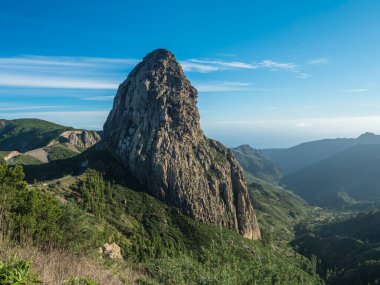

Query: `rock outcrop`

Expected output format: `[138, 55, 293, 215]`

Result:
[58, 131, 101, 149]
[100, 243, 123, 260]
[103, 49, 260, 239]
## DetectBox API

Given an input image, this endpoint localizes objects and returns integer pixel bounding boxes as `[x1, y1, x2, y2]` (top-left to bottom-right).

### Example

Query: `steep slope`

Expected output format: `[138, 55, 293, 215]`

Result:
[232, 144, 282, 183]
[248, 179, 310, 242]
[102, 49, 260, 239]
[231, 145, 309, 241]
[263, 132, 380, 174]
[283, 144, 380, 205]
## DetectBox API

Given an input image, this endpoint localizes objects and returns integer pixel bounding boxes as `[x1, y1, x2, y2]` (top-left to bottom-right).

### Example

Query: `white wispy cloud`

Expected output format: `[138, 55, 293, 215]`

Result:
[259, 60, 297, 70]
[342, 88, 369, 93]
[180, 59, 257, 73]
[1, 110, 109, 118]
[190, 59, 258, 69]
[296, 122, 312, 128]
[0, 55, 137, 90]
[180, 62, 221, 73]
[0, 105, 75, 111]
[308, 57, 329, 65]
[259, 60, 311, 79]
[82, 96, 115, 101]
[205, 116, 380, 131]
[0, 74, 118, 89]
[0, 55, 138, 68]
[194, 81, 251, 92]
[0, 54, 311, 91]
[182, 58, 310, 78]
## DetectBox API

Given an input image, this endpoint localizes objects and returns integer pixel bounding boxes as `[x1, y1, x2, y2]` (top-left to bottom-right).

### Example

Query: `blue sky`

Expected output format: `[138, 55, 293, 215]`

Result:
[1, 0, 380, 148]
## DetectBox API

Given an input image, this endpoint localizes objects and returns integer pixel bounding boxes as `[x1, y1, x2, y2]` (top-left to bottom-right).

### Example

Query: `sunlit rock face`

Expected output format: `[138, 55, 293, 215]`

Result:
[103, 49, 260, 239]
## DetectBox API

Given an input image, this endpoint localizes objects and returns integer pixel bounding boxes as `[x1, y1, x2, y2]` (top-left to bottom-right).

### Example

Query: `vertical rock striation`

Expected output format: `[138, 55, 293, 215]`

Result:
[103, 49, 260, 239]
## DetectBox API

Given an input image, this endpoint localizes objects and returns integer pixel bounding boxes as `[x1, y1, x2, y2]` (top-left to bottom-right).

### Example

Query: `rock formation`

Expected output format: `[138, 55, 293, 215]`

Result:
[58, 130, 101, 149]
[100, 243, 123, 260]
[103, 49, 260, 239]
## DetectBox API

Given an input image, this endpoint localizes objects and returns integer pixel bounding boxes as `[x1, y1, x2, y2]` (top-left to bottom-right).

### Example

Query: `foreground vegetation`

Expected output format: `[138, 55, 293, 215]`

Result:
[0, 161, 323, 284]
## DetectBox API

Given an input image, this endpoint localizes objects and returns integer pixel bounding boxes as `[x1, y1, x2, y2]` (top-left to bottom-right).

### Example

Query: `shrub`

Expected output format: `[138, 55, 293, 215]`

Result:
[0, 256, 41, 285]
[65, 276, 99, 285]
[147, 234, 322, 285]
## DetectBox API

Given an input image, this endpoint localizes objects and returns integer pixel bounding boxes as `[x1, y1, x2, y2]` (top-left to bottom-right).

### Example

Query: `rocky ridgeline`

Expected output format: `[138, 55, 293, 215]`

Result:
[103, 49, 260, 239]
[58, 130, 101, 149]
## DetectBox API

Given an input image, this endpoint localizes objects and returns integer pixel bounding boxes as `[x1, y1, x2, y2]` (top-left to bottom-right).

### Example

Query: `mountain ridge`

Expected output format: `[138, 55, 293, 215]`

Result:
[263, 132, 380, 174]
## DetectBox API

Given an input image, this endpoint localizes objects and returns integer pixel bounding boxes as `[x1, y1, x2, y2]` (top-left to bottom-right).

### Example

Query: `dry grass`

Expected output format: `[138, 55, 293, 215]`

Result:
[0, 239, 146, 285]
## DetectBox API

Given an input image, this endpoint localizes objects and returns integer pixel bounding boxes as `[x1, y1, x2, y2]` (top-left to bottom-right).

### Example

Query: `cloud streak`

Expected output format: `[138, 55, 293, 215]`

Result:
[195, 81, 252, 92]
[0, 55, 136, 89]
[0, 105, 76, 111]
[205, 116, 380, 132]
[182, 58, 310, 78]
[0, 54, 311, 90]
[180, 59, 257, 73]
[0, 74, 118, 89]
[82, 96, 115, 101]
[308, 57, 329, 65]
[259, 60, 311, 78]
[0, 55, 139, 68]
[342, 88, 368, 93]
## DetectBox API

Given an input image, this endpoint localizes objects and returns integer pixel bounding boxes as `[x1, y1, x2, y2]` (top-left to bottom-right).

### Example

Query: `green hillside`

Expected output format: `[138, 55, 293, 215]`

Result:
[292, 210, 380, 284]
[0, 118, 72, 152]
[283, 144, 380, 205]
[1, 159, 323, 285]
[232, 144, 282, 182]
[248, 178, 311, 242]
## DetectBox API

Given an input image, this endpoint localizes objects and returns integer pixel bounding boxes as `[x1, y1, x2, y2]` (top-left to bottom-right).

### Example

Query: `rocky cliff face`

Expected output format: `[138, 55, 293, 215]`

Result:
[58, 131, 101, 149]
[103, 49, 260, 239]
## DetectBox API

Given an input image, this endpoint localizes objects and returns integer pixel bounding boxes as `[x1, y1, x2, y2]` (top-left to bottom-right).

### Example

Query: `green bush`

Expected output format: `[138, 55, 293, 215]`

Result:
[0, 256, 41, 285]
[147, 234, 322, 285]
[0, 163, 103, 252]
[47, 144, 78, 161]
[65, 276, 99, 285]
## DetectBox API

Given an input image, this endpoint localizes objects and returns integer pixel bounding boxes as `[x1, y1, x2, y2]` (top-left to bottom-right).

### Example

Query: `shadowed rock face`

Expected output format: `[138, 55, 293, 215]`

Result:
[103, 49, 260, 239]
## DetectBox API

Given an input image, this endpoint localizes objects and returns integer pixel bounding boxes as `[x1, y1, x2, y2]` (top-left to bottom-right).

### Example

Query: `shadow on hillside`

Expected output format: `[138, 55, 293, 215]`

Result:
[23, 145, 145, 192]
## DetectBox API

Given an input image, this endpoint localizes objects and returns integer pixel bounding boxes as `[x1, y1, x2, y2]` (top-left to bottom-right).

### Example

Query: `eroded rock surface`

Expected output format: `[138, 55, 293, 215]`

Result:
[101, 243, 123, 260]
[103, 49, 260, 239]
[59, 131, 101, 149]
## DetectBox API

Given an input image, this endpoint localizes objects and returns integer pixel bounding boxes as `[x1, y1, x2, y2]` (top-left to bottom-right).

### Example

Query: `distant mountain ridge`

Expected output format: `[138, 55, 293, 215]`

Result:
[0, 118, 72, 152]
[232, 144, 282, 183]
[263, 132, 380, 174]
[283, 143, 380, 205]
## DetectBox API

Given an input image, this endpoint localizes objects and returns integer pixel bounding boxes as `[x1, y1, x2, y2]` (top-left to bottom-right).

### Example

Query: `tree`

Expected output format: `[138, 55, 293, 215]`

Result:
[80, 170, 106, 220]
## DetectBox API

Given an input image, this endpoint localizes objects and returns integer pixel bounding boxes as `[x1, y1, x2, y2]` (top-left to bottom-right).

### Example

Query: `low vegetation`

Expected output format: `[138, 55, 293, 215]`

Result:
[46, 144, 80, 161]
[292, 209, 380, 284]
[248, 178, 311, 242]
[0, 161, 323, 284]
